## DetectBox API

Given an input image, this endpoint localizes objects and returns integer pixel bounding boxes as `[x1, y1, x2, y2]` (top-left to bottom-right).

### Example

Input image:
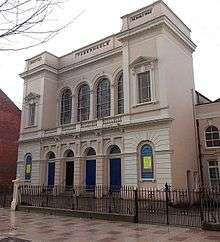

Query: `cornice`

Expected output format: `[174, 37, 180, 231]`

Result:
[20, 47, 122, 79]
[59, 47, 122, 74]
[196, 112, 220, 120]
[18, 117, 173, 144]
[116, 15, 196, 53]
[20, 64, 58, 79]
[130, 56, 158, 69]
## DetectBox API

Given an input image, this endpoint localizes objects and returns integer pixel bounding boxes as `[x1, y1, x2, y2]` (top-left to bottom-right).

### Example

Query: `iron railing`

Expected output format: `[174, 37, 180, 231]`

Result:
[18, 184, 220, 227]
[201, 186, 220, 225]
[19, 185, 135, 216]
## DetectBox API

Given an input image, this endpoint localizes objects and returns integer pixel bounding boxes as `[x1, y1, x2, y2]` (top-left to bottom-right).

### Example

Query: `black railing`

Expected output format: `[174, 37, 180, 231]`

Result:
[137, 185, 202, 227]
[201, 186, 220, 225]
[19, 185, 135, 216]
[0, 183, 13, 208]
[19, 184, 220, 227]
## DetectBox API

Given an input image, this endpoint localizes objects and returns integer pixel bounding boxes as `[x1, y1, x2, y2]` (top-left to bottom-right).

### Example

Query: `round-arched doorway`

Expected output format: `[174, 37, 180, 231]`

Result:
[46, 151, 56, 187]
[85, 147, 96, 190]
[108, 145, 121, 190]
[64, 149, 74, 189]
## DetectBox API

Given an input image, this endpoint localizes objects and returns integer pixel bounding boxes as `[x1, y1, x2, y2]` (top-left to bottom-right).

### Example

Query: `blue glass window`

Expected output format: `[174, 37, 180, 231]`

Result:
[25, 154, 32, 180]
[141, 144, 154, 179]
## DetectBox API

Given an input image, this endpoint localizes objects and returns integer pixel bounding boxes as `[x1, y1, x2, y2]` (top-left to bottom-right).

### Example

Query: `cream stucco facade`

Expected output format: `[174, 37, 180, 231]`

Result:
[17, 0, 198, 189]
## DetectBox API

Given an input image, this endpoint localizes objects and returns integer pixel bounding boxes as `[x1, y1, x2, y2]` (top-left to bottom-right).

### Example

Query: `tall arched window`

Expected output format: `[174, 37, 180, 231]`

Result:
[97, 79, 110, 118]
[60, 89, 72, 125]
[140, 144, 154, 179]
[206, 126, 220, 147]
[77, 84, 90, 121]
[25, 153, 32, 181]
[117, 74, 124, 114]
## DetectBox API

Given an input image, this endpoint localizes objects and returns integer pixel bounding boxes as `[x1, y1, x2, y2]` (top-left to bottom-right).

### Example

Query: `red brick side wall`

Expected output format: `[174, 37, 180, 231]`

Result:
[0, 90, 21, 183]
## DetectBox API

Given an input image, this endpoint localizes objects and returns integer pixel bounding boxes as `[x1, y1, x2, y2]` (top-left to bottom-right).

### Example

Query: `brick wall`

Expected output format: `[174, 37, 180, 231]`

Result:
[0, 89, 21, 183]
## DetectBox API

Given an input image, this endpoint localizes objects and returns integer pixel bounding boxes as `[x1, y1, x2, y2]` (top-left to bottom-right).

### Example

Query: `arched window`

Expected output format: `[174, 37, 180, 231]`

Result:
[86, 147, 96, 156]
[109, 145, 121, 154]
[117, 74, 124, 114]
[47, 151, 55, 160]
[77, 84, 90, 121]
[97, 79, 110, 118]
[140, 144, 154, 179]
[206, 126, 220, 147]
[60, 89, 72, 125]
[64, 149, 74, 157]
[25, 154, 32, 181]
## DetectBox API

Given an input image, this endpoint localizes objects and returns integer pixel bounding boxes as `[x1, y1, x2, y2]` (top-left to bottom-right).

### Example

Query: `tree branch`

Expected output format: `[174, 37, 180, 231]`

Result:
[0, 0, 83, 51]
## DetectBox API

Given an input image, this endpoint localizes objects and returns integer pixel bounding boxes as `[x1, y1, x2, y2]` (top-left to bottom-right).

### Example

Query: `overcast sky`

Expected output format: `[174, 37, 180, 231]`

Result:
[1, 0, 220, 109]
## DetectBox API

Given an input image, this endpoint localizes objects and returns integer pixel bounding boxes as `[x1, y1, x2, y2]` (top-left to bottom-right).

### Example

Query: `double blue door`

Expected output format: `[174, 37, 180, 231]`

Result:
[86, 160, 96, 188]
[110, 158, 121, 189]
[48, 162, 55, 187]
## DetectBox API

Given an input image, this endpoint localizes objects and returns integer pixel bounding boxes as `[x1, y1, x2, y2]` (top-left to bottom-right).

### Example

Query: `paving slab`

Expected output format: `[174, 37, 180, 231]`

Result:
[0, 209, 219, 242]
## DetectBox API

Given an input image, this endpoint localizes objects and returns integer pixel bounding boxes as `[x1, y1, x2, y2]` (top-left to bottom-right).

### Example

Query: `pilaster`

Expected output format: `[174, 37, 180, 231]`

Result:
[122, 41, 130, 114]
[96, 157, 105, 185]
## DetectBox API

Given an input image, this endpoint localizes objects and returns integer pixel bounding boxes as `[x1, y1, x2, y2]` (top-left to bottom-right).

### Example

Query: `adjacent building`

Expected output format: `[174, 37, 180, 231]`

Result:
[17, 0, 199, 189]
[195, 91, 220, 187]
[0, 89, 21, 183]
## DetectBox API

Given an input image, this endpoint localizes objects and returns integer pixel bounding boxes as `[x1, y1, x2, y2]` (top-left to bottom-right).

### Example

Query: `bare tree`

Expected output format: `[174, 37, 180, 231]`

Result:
[0, 0, 83, 51]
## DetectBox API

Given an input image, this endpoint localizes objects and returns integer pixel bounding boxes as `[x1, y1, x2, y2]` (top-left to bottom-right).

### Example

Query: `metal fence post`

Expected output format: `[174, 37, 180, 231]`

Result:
[46, 188, 49, 207]
[199, 187, 204, 226]
[134, 188, 139, 223]
[165, 183, 169, 225]
[108, 190, 112, 213]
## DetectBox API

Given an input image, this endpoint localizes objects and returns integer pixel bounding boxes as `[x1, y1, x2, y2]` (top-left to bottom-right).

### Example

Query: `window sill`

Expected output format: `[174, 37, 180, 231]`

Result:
[132, 100, 158, 108]
[206, 146, 220, 149]
[24, 124, 37, 129]
[140, 178, 156, 183]
[59, 123, 72, 127]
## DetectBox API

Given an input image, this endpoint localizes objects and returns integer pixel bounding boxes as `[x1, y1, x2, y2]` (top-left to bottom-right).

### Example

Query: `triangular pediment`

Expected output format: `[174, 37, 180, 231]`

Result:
[130, 56, 157, 68]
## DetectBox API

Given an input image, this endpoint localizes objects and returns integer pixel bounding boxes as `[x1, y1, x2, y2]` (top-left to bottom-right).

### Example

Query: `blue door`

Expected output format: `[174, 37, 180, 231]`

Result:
[86, 160, 96, 189]
[110, 158, 121, 190]
[48, 162, 55, 187]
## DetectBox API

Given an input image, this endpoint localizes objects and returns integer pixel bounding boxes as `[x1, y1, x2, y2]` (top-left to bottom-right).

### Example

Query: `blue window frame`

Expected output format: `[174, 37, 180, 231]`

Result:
[25, 154, 32, 180]
[141, 144, 154, 179]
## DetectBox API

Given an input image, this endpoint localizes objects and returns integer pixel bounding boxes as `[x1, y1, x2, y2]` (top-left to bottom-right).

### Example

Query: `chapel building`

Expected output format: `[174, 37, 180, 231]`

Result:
[17, 0, 198, 189]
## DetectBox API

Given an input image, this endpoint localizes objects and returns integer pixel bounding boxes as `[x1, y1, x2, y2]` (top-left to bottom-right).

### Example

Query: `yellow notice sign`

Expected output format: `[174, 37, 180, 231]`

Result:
[26, 164, 31, 174]
[143, 156, 152, 169]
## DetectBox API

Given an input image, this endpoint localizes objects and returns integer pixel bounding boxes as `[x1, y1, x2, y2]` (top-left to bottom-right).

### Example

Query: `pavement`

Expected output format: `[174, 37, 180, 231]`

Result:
[0, 208, 219, 242]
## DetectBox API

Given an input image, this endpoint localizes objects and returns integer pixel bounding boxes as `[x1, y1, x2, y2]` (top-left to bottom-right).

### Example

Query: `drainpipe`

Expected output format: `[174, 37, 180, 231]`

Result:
[196, 119, 204, 188]
[191, 89, 204, 188]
